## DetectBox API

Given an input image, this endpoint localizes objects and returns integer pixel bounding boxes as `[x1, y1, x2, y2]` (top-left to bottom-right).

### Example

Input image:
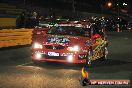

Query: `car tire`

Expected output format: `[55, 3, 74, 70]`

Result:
[100, 46, 108, 61]
[32, 60, 42, 65]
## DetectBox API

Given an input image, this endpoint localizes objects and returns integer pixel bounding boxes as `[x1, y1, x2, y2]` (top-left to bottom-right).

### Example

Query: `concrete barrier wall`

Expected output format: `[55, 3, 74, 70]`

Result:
[0, 28, 33, 48]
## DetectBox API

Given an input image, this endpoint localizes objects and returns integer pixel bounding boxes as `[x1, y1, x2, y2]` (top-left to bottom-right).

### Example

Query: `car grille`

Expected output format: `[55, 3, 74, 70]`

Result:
[42, 54, 67, 60]
[45, 45, 65, 50]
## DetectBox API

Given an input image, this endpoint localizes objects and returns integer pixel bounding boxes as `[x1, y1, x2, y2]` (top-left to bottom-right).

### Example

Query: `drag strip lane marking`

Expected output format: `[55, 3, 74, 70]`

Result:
[16, 61, 33, 67]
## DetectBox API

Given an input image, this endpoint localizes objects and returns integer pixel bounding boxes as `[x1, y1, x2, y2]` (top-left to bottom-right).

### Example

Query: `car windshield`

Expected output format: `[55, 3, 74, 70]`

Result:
[47, 26, 91, 36]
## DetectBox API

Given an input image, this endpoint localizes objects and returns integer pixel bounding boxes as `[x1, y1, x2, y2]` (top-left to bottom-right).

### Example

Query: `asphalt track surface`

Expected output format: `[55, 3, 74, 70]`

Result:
[0, 30, 132, 88]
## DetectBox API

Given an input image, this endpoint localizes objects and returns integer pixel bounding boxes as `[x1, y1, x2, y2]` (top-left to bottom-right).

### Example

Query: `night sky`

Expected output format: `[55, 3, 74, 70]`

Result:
[1, 0, 132, 14]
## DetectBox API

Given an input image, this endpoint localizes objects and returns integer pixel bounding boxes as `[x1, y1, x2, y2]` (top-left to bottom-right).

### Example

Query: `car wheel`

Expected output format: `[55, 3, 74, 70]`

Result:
[32, 60, 42, 65]
[101, 46, 108, 60]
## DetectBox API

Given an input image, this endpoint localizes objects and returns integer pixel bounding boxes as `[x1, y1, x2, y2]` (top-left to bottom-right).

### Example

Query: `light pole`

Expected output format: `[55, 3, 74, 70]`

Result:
[23, 0, 26, 28]
[24, 0, 26, 9]
[117, 0, 120, 32]
[72, 0, 75, 12]
[117, 0, 119, 19]
[101, 4, 103, 17]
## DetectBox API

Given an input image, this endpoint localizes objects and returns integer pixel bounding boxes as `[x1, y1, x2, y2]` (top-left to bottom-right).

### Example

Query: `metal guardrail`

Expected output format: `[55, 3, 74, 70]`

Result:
[0, 28, 33, 48]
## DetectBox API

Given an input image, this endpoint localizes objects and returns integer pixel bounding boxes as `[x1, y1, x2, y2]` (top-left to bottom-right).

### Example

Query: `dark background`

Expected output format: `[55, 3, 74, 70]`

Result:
[0, 0, 132, 14]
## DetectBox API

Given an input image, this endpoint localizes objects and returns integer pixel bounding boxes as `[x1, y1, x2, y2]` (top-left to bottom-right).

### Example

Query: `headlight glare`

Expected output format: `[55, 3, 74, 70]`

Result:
[67, 45, 80, 52]
[35, 53, 42, 59]
[67, 55, 73, 62]
[33, 43, 43, 49]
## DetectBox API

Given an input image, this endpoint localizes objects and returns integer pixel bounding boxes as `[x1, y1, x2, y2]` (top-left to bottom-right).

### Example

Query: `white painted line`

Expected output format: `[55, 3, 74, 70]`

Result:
[16, 61, 33, 67]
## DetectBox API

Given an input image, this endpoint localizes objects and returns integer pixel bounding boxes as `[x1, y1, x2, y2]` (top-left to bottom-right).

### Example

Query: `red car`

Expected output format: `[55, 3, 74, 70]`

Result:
[32, 23, 108, 65]
[32, 25, 49, 42]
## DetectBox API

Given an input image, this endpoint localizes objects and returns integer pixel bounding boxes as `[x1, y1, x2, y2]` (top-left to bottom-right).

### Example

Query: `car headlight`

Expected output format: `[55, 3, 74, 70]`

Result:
[33, 43, 43, 49]
[67, 55, 73, 62]
[35, 53, 42, 59]
[67, 45, 80, 52]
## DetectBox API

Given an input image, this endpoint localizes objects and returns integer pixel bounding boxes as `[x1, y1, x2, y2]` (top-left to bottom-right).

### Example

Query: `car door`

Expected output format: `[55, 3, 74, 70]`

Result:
[91, 25, 103, 60]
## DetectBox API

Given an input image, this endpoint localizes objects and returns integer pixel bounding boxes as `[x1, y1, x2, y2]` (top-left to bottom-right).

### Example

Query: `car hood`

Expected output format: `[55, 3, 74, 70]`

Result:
[42, 34, 90, 46]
